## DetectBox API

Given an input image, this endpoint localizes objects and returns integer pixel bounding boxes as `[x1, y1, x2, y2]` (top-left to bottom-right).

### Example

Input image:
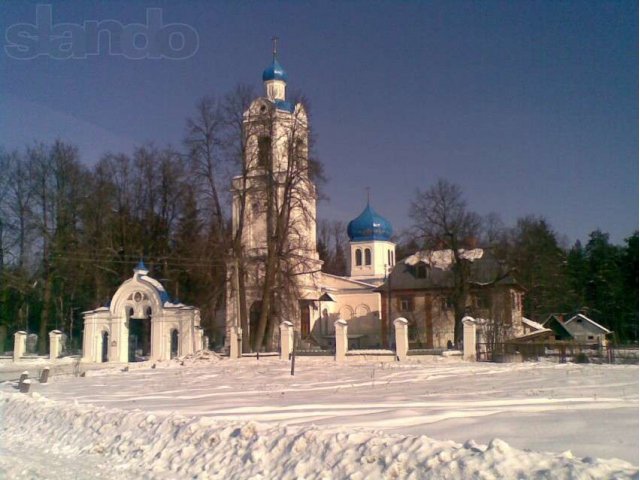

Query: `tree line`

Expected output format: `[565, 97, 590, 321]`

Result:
[405, 179, 638, 342]
[0, 86, 259, 353]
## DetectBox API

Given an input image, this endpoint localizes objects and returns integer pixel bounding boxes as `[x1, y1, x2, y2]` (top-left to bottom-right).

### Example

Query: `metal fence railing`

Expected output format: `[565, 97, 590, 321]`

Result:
[477, 342, 639, 364]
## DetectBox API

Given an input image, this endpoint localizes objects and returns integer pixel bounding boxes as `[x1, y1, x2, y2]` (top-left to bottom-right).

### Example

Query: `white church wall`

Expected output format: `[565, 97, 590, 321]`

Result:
[319, 291, 382, 347]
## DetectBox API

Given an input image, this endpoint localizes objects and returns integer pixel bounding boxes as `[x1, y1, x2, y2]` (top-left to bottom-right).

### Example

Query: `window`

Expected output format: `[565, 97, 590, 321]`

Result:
[258, 136, 271, 167]
[440, 296, 453, 310]
[416, 264, 427, 279]
[355, 249, 362, 266]
[398, 296, 414, 312]
[387, 250, 391, 266]
[364, 248, 371, 266]
[473, 293, 490, 310]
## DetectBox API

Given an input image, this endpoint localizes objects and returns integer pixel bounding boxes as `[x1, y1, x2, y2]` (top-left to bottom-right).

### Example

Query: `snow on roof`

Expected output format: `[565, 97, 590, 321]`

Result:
[404, 248, 484, 270]
[163, 301, 186, 308]
[82, 306, 110, 314]
[140, 275, 170, 303]
[320, 272, 377, 289]
[522, 317, 546, 331]
[512, 329, 553, 342]
[566, 314, 612, 334]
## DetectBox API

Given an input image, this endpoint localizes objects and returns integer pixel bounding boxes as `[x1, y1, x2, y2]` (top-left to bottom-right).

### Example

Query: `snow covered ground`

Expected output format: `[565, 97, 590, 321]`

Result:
[0, 355, 637, 479]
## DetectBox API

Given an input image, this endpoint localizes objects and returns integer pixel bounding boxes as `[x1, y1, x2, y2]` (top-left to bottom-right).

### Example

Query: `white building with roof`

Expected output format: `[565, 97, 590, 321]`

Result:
[82, 262, 203, 363]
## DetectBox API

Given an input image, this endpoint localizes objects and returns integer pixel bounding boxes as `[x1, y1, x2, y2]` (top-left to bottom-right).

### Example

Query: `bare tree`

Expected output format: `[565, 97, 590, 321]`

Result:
[409, 179, 481, 343]
[229, 92, 322, 352]
[184, 96, 227, 238]
[222, 85, 256, 352]
[317, 219, 348, 276]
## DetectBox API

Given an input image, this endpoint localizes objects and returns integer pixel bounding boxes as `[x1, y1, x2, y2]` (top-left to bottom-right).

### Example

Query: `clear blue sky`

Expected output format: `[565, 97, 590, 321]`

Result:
[1, 1, 637, 245]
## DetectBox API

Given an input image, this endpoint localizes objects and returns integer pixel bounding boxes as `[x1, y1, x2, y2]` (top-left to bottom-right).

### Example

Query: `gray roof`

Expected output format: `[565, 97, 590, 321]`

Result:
[376, 249, 520, 292]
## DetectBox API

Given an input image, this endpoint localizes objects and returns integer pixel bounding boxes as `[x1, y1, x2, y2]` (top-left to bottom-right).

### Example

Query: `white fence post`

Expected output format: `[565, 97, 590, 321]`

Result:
[49, 330, 63, 360]
[394, 317, 409, 361]
[334, 319, 348, 363]
[462, 316, 477, 361]
[279, 321, 294, 360]
[13, 331, 27, 362]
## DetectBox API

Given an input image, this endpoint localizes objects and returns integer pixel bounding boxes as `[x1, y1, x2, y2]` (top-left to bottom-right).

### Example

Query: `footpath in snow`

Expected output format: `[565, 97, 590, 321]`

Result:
[0, 355, 638, 479]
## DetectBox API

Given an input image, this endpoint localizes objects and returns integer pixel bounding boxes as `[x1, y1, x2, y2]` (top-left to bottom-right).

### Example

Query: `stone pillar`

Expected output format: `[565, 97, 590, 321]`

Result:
[203, 335, 209, 351]
[334, 319, 348, 364]
[13, 331, 27, 362]
[462, 316, 477, 361]
[279, 321, 294, 360]
[19, 379, 31, 394]
[195, 327, 203, 353]
[394, 317, 409, 361]
[229, 326, 242, 359]
[49, 330, 63, 360]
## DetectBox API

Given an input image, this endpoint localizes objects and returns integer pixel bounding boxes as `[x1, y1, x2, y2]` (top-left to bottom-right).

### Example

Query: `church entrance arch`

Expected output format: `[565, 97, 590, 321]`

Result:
[101, 331, 109, 363]
[128, 306, 152, 362]
[170, 329, 179, 358]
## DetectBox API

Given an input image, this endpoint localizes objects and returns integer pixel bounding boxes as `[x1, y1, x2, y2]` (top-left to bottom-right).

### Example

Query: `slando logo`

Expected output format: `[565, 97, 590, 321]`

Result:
[5, 5, 200, 60]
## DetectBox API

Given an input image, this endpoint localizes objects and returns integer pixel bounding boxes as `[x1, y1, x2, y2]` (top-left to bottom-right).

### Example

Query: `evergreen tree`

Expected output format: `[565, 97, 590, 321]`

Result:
[508, 216, 569, 321]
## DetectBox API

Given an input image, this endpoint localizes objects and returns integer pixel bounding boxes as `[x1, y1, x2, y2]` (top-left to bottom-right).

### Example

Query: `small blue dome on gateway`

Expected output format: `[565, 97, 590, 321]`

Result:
[262, 58, 288, 82]
[347, 204, 393, 242]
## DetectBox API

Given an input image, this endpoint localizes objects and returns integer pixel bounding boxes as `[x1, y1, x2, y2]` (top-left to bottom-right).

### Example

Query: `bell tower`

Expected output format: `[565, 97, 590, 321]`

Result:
[226, 43, 322, 350]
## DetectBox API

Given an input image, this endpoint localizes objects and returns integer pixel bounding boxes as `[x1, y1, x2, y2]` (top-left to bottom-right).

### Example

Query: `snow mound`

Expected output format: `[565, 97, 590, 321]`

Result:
[405, 249, 484, 269]
[174, 350, 222, 365]
[1, 392, 636, 480]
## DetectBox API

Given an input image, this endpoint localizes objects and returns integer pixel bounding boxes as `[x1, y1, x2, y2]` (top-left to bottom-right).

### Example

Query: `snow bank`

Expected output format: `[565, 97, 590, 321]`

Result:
[1, 392, 636, 480]
[174, 350, 222, 365]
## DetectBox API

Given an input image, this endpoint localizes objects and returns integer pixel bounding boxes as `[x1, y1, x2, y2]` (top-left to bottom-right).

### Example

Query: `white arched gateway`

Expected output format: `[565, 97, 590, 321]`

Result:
[82, 262, 203, 363]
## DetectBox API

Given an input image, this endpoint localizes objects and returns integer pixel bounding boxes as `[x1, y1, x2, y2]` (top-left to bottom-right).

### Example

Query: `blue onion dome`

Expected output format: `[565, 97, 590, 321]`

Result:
[347, 204, 393, 241]
[262, 58, 288, 82]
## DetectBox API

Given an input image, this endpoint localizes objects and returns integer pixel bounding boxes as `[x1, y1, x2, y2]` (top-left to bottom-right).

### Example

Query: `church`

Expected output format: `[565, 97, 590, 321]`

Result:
[224, 48, 394, 351]
[224, 48, 526, 353]
[79, 48, 525, 362]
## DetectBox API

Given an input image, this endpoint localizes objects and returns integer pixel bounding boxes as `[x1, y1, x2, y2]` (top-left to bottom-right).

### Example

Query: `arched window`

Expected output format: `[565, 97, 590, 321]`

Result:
[170, 329, 179, 359]
[355, 249, 362, 266]
[364, 248, 372, 266]
[258, 136, 271, 167]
